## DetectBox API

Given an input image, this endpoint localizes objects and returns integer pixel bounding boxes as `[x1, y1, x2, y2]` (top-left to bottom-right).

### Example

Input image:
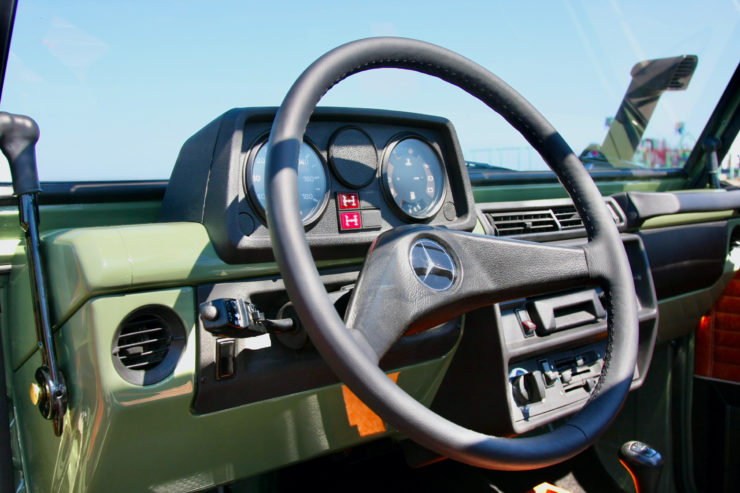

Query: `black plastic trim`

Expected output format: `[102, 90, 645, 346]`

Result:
[161, 107, 478, 263]
[0, 180, 167, 206]
[193, 268, 461, 414]
[468, 167, 686, 186]
[613, 190, 740, 228]
[111, 305, 187, 386]
[638, 221, 728, 299]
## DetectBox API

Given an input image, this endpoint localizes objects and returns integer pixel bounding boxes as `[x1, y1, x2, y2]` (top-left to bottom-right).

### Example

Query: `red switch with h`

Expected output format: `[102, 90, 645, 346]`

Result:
[339, 211, 362, 230]
[337, 192, 360, 210]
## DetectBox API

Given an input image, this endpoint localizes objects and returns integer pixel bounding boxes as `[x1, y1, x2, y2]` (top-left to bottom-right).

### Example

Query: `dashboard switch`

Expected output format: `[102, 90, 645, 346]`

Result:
[539, 360, 559, 387]
[511, 371, 546, 406]
[339, 211, 362, 230]
[216, 338, 236, 380]
[337, 192, 360, 210]
[516, 309, 537, 337]
[361, 210, 382, 229]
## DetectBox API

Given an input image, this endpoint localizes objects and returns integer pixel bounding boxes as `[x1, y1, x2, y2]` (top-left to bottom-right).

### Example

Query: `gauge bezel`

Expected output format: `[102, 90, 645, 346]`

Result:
[381, 134, 447, 221]
[244, 135, 331, 227]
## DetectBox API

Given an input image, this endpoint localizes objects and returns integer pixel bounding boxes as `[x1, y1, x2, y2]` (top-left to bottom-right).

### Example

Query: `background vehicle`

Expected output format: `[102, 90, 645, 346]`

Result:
[0, 1, 739, 492]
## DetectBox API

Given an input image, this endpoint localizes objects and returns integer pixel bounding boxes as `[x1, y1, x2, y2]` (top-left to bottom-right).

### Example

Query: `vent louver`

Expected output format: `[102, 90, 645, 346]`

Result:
[484, 200, 624, 237]
[112, 306, 186, 385]
[114, 314, 172, 370]
[484, 210, 558, 236]
[552, 206, 584, 230]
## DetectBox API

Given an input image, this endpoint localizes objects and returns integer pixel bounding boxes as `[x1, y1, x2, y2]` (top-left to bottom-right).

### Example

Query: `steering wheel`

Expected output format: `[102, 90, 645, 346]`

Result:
[265, 37, 638, 470]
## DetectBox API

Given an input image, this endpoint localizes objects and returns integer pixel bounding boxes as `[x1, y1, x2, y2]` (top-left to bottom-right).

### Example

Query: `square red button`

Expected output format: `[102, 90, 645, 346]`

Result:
[337, 192, 360, 210]
[339, 211, 362, 230]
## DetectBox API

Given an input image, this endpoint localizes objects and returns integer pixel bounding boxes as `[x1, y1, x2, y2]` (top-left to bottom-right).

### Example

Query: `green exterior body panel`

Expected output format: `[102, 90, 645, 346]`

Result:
[11, 288, 455, 492]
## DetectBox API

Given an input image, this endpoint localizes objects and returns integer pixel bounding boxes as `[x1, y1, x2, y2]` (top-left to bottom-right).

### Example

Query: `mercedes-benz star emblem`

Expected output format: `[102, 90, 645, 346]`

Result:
[409, 239, 457, 291]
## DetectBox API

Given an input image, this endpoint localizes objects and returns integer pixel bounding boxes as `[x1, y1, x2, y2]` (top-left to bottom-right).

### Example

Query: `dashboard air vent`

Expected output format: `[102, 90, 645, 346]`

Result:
[112, 306, 186, 385]
[552, 205, 584, 230]
[483, 199, 625, 238]
[485, 210, 558, 236]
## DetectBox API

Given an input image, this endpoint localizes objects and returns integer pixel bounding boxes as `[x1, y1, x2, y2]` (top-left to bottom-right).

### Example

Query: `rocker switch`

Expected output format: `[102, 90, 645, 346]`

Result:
[216, 338, 236, 380]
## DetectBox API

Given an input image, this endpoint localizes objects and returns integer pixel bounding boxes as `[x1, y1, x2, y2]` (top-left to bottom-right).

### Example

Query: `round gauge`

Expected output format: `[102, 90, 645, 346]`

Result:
[247, 139, 329, 224]
[383, 137, 446, 220]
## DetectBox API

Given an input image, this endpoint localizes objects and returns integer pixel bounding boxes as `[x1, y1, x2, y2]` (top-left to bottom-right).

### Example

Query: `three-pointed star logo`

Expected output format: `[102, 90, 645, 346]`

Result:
[409, 239, 456, 291]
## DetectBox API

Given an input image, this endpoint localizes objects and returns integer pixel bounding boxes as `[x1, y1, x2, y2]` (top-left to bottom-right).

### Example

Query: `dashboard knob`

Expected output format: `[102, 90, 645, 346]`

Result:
[511, 371, 546, 406]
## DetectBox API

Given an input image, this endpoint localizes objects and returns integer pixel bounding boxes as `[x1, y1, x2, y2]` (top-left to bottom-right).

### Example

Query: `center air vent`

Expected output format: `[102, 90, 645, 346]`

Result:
[482, 199, 625, 238]
[485, 210, 559, 236]
[112, 306, 186, 386]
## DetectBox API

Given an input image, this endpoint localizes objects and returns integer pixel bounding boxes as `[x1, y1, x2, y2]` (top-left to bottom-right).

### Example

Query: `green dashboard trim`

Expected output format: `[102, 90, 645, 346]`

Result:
[640, 210, 736, 229]
[3, 221, 362, 372]
[472, 177, 686, 203]
[11, 288, 455, 492]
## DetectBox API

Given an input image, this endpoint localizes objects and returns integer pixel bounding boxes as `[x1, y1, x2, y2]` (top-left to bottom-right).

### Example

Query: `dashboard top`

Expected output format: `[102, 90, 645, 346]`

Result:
[161, 107, 478, 263]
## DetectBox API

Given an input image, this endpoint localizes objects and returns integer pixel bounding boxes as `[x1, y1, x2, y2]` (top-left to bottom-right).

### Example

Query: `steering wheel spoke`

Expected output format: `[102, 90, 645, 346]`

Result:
[344, 226, 595, 361]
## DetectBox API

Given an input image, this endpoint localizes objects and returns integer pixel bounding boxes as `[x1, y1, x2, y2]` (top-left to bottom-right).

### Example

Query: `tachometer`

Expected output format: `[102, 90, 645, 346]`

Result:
[246, 139, 329, 224]
[383, 137, 446, 220]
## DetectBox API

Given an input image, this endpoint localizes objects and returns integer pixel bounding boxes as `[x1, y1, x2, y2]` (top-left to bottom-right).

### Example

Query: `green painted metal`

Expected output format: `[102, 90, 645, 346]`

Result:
[641, 210, 736, 229]
[0, 222, 363, 369]
[42, 222, 362, 325]
[472, 177, 686, 203]
[12, 288, 456, 492]
[4, 242, 40, 371]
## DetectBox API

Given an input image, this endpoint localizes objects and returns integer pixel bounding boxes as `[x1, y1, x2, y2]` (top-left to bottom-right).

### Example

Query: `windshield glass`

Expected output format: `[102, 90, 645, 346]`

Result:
[0, 1, 738, 180]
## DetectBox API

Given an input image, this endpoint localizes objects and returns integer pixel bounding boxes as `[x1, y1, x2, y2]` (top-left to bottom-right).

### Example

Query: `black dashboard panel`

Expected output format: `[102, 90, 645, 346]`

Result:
[639, 221, 728, 299]
[161, 107, 477, 263]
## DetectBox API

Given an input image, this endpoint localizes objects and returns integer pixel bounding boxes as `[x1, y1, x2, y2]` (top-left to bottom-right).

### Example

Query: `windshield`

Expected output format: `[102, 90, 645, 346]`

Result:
[0, 1, 738, 180]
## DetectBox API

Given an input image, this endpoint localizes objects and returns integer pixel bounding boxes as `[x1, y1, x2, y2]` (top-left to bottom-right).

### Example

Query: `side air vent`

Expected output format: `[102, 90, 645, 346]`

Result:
[483, 199, 625, 238]
[112, 306, 186, 386]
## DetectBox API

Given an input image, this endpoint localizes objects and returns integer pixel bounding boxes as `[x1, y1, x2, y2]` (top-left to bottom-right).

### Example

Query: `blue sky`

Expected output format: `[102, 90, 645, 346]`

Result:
[1, 0, 738, 180]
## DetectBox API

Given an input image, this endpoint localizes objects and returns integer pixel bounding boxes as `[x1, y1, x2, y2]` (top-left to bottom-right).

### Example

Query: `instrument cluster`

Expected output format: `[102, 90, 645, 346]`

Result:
[244, 129, 449, 229]
[161, 107, 477, 262]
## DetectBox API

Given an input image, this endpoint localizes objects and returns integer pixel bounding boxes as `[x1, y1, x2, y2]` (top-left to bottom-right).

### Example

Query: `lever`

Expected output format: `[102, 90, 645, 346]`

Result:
[0, 112, 67, 436]
[619, 440, 663, 493]
[199, 298, 296, 338]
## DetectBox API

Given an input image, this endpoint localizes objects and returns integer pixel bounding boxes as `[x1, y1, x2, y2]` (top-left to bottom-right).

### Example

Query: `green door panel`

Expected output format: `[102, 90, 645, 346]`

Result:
[12, 288, 454, 493]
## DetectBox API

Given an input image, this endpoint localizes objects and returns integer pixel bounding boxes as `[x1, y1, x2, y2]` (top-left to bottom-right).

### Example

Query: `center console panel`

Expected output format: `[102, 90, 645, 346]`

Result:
[431, 234, 658, 436]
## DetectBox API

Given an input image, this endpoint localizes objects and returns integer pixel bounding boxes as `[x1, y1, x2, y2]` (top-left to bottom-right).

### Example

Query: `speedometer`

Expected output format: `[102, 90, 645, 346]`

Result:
[246, 139, 329, 224]
[383, 137, 446, 220]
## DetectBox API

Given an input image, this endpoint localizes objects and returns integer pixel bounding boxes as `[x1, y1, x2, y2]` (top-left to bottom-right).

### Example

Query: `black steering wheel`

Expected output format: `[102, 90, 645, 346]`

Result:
[266, 37, 638, 470]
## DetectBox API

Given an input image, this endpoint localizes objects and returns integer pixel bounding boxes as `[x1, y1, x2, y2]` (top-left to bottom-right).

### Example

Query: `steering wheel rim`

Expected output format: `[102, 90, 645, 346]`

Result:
[266, 37, 638, 470]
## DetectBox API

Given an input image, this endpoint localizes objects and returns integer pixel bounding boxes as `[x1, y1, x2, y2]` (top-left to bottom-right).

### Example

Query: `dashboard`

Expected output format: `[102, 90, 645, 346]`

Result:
[9, 105, 739, 491]
[156, 107, 663, 435]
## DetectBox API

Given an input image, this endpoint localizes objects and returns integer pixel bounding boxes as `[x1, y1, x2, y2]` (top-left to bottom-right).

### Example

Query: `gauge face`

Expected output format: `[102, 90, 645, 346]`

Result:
[247, 140, 329, 224]
[383, 137, 446, 219]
